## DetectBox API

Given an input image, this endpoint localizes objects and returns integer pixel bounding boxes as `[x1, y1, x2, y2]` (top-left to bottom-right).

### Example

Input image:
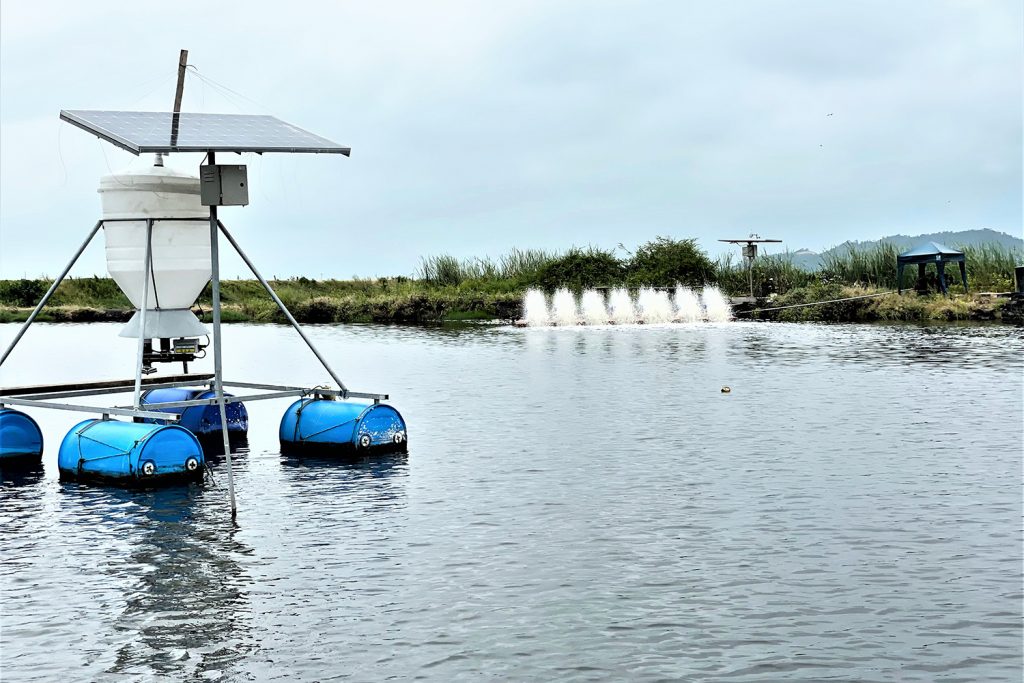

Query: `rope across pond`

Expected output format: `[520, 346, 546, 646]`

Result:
[738, 290, 896, 316]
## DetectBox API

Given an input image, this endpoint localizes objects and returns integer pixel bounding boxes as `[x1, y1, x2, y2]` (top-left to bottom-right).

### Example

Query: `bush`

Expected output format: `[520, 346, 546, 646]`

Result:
[534, 247, 625, 291]
[293, 296, 341, 323]
[0, 279, 47, 307]
[767, 283, 865, 322]
[627, 237, 716, 287]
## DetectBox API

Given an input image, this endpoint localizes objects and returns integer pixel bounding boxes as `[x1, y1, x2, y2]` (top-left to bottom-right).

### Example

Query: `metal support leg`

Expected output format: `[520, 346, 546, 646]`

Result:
[133, 220, 154, 409]
[209, 153, 237, 518]
[0, 221, 103, 368]
[217, 220, 349, 396]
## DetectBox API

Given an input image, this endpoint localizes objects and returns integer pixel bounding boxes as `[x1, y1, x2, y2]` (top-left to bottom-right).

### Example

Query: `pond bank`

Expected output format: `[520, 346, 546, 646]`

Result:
[0, 286, 1019, 324]
[735, 285, 1020, 323]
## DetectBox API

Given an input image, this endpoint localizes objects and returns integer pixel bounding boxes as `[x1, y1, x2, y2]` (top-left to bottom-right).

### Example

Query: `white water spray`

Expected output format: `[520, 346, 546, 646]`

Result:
[637, 287, 674, 324]
[701, 286, 733, 322]
[551, 288, 579, 325]
[522, 286, 733, 326]
[523, 289, 549, 326]
[580, 289, 609, 325]
[608, 288, 637, 324]
[674, 286, 702, 322]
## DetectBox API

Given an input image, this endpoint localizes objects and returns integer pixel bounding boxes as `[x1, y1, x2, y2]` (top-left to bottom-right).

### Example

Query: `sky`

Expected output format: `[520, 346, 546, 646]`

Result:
[1, 0, 1021, 279]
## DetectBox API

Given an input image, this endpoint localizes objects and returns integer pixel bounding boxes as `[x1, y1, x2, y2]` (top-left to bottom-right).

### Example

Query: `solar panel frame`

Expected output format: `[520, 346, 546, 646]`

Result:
[59, 110, 351, 156]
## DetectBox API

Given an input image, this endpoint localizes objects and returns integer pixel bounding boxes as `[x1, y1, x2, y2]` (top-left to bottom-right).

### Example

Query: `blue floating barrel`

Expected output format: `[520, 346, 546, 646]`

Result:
[58, 419, 204, 484]
[141, 388, 248, 438]
[279, 399, 407, 454]
[0, 408, 43, 464]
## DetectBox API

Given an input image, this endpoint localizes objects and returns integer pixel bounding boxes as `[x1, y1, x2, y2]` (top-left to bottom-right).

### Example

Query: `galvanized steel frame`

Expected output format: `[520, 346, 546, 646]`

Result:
[0, 396, 181, 421]
[0, 381, 385, 420]
[0, 155, 387, 521]
[216, 220, 350, 396]
[0, 221, 104, 368]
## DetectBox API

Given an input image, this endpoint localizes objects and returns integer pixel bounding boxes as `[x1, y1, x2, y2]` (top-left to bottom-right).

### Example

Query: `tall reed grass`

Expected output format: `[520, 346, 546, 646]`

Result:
[418, 248, 557, 287]
[716, 252, 815, 296]
[716, 243, 1020, 295]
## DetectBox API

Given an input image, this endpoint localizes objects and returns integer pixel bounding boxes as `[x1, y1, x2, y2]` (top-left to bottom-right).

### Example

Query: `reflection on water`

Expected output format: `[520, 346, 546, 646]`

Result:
[280, 452, 409, 478]
[0, 460, 45, 488]
[98, 486, 254, 680]
[0, 321, 1021, 681]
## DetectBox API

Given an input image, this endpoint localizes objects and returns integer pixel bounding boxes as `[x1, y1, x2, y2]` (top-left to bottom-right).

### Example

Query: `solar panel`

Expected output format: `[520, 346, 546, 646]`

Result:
[59, 110, 350, 156]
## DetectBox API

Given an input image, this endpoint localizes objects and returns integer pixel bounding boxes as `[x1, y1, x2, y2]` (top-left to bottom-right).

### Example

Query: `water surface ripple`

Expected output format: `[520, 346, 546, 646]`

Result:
[1, 322, 1021, 681]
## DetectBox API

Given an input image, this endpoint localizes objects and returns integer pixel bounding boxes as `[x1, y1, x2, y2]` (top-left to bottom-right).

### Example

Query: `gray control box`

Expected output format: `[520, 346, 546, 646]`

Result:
[200, 164, 249, 206]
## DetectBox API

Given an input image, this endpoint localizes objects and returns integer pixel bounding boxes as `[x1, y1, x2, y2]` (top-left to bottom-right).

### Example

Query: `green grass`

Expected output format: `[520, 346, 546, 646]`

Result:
[716, 252, 816, 296]
[745, 285, 1009, 323]
[715, 243, 1020, 297]
[1, 238, 1019, 323]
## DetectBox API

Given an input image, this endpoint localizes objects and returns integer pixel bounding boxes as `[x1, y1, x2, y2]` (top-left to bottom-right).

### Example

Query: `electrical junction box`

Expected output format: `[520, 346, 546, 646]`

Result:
[200, 164, 249, 206]
[743, 243, 758, 259]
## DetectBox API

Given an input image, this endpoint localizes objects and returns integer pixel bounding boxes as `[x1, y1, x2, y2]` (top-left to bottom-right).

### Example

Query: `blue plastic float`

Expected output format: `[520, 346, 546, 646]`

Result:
[140, 388, 248, 439]
[279, 398, 407, 455]
[0, 408, 44, 464]
[58, 419, 204, 484]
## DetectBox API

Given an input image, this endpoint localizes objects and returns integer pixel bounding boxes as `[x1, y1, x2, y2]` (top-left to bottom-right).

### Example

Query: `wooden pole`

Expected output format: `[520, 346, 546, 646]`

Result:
[168, 49, 188, 153]
[173, 49, 188, 113]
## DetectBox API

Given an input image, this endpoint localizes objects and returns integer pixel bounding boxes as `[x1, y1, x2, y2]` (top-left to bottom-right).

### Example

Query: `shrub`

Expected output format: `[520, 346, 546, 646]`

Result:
[293, 296, 340, 323]
[0, 279, 47, 307]
[627, 237, 716, 287]
[534, 247, 625, 291]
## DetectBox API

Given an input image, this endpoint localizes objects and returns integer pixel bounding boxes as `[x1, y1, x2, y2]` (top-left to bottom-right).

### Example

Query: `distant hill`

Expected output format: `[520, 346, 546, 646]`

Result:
[789, 229, 1023, 270]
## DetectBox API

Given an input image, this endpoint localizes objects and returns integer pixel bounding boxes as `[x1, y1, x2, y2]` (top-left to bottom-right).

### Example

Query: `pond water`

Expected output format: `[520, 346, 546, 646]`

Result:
[1, 321, 1021, 682]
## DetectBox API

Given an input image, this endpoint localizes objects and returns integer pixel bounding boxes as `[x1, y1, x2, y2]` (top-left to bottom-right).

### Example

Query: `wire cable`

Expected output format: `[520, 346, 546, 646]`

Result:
[738, 290, 896, 316]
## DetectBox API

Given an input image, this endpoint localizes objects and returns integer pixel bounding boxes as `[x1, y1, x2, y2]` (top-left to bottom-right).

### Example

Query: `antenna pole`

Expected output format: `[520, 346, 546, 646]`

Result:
[173, 49, 188, 113]
[748, 248, 754, 299]
[167, 49, 189, 156]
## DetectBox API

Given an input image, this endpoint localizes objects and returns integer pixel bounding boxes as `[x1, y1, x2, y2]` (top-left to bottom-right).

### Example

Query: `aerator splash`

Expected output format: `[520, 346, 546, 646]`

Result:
[520, 286, 733, 326]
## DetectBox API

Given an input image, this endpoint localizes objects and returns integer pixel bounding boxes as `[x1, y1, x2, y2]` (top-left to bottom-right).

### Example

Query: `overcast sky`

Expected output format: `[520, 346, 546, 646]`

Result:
[1, 0, 1020, 279]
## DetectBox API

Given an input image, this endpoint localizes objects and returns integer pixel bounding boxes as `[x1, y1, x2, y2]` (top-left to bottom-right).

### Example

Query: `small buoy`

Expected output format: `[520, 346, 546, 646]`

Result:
[721, 386, 732, 394]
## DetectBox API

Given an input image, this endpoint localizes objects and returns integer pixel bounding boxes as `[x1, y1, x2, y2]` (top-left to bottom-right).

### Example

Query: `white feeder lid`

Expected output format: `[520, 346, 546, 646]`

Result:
[99, 165, 200, 195]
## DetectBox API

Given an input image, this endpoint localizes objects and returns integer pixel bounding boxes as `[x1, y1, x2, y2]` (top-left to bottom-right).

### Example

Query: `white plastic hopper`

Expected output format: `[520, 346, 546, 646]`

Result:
[98, 164, 210, 338]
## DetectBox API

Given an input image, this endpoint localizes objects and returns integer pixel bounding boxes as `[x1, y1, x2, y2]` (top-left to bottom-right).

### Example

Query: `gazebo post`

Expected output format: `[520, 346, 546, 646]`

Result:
[898, 242, 967, 297]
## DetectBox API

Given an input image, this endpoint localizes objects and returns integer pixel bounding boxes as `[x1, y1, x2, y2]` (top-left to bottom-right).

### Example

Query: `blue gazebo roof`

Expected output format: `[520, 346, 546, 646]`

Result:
[898, 241, 964, 259]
